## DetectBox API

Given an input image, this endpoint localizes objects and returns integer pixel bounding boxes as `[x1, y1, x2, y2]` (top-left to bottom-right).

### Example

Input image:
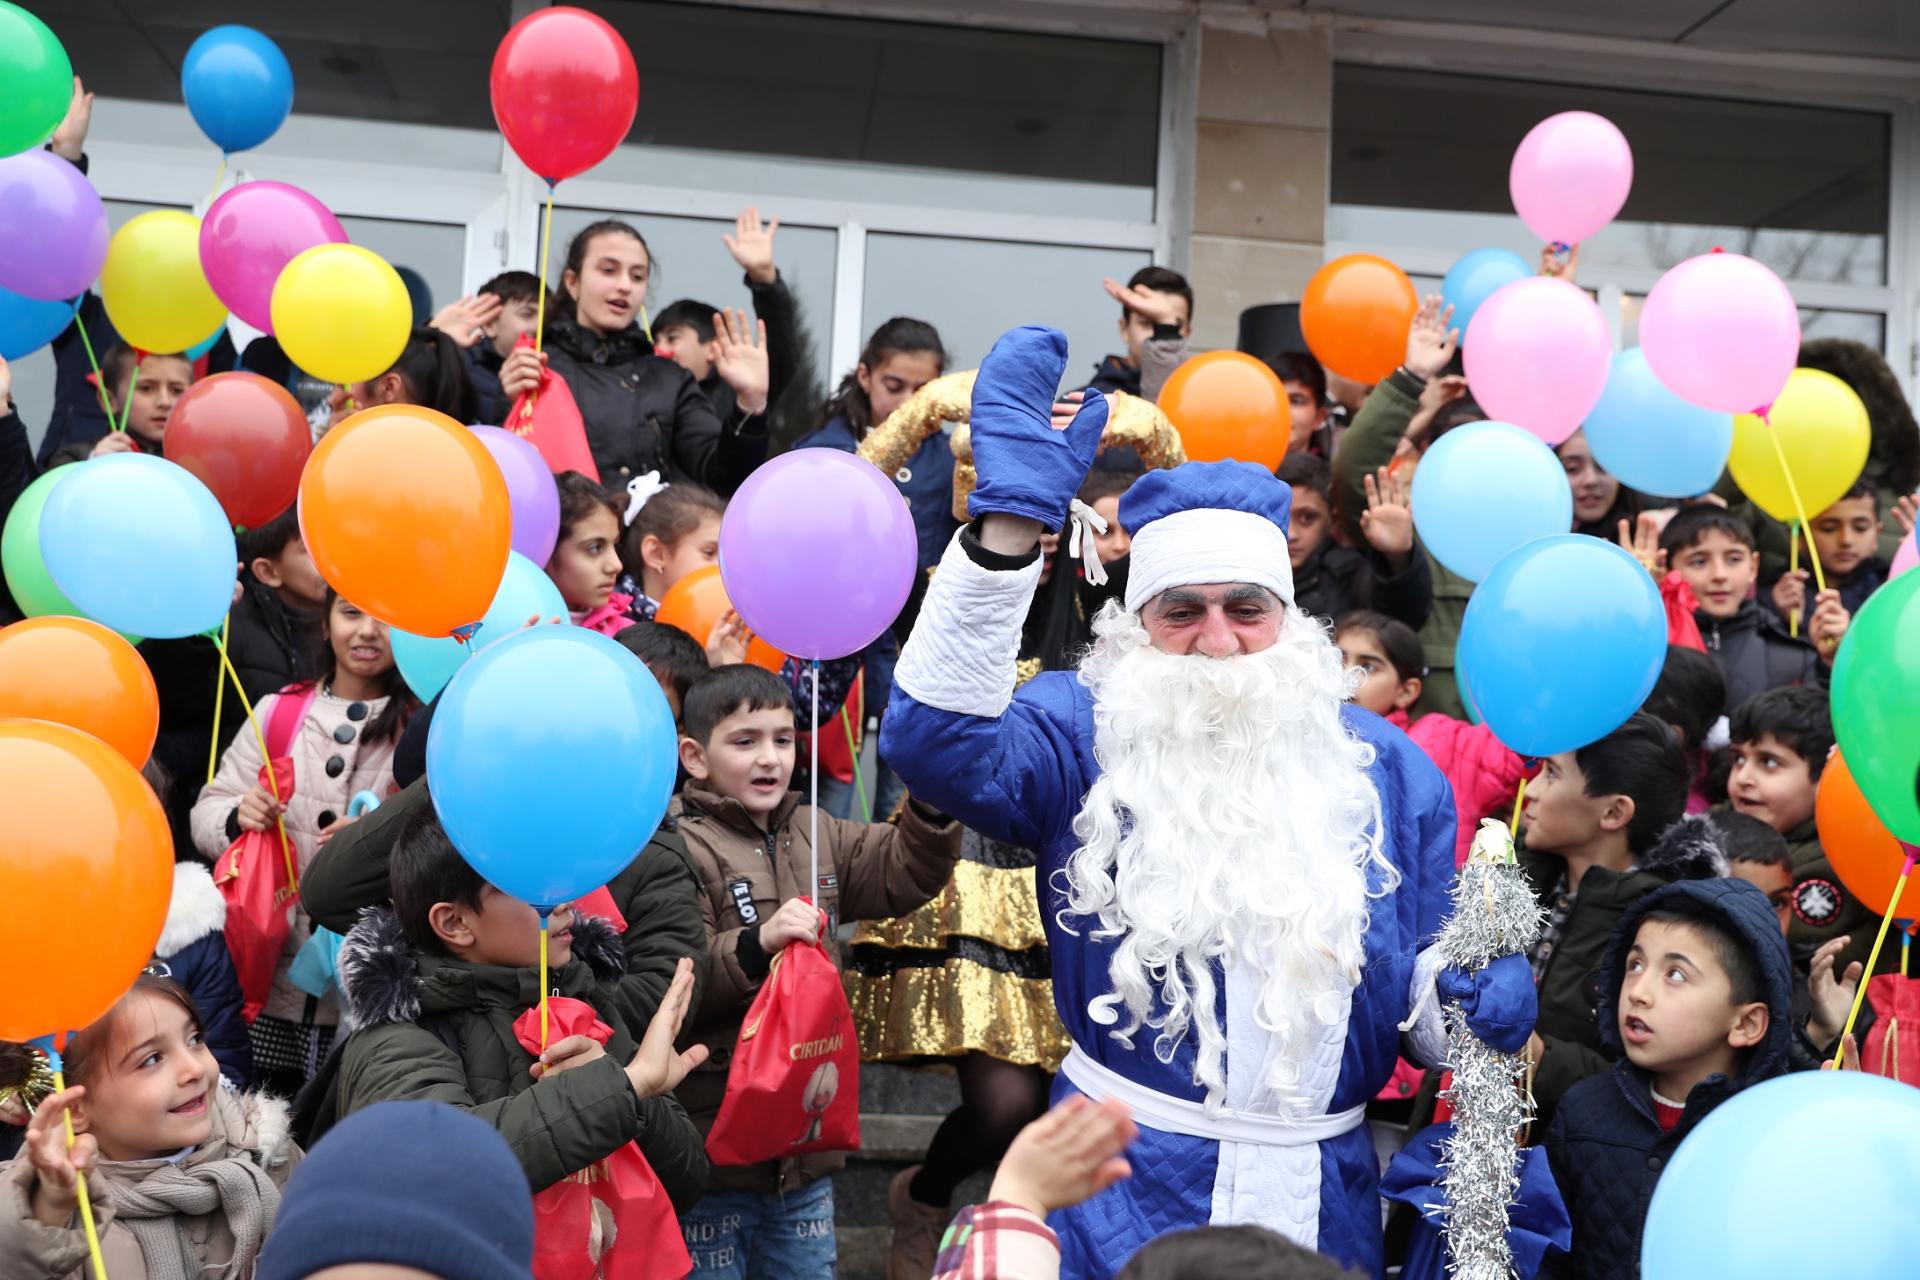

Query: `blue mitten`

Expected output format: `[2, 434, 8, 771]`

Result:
[1436, 954, 1538, 1055]
[967, 326, 1109, 531]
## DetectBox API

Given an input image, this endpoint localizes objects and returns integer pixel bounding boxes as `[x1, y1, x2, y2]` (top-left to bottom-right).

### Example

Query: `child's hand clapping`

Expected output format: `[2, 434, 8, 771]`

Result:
[758, 898, 824, 954]
[987, 1096, 1137, 1218]
[1361, 466, 1414, 566]
[236, 785, 284, 834]
[24, 1086, 94, 1228]
[625, 957, 708, 1099]
[1617, 512, 1667, 577]
[1806, 935, 1864, 1050]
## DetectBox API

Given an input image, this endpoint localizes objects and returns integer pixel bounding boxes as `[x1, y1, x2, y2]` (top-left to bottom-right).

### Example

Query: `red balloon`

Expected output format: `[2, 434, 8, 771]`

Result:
[163, 372, 312, 531]
[491, 7, 639, 183]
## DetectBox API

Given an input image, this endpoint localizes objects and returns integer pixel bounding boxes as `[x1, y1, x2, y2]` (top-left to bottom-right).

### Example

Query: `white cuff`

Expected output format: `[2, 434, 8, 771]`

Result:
[894, 529, 1044, 719]
[1399, 944, 1450, 1069]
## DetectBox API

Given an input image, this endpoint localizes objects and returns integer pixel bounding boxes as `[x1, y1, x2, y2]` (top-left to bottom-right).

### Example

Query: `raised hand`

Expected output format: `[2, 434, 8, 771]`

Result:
[25, 1086, 94, 1227]
[712, 308, 770, 415]
[705, 610, 751, 667]
[1101, 277, 1184, 329]
[988, 1095, 1137, 1217]
[722, 208, 780, 285]
[625, 957, 709, 1098]
[1806, 935, 1863, 1050]
[1892, 492, 1918, 538]
[970, 326, 1108, 545]
[1404, 295, 1459, 380]
[429, 294, 506, 348]
[1617, 513, 1667, 577]
[49, 77, 93, 164]
[1362, 466, 1414, 566]
[1539, 242, 1580, 283]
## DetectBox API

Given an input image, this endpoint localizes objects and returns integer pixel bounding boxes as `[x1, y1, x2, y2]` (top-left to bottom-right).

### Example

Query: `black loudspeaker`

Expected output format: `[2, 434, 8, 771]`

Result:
[1236, 302, 1306, 360]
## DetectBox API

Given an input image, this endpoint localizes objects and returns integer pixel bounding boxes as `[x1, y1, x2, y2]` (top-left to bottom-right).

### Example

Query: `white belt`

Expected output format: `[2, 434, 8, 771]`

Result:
[1059, 1046, 1366, 1148]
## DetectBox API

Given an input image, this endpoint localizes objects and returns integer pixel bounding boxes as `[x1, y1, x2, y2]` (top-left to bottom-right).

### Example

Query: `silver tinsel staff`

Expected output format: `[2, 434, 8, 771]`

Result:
[1436, 818, 1547, 1280]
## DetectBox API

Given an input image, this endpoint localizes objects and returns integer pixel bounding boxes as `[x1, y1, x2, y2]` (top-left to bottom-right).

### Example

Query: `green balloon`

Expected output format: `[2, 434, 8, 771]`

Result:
[0, 467, 141, 643]
[0, 2, 72, 158]
[1830, 567, 1920, 844]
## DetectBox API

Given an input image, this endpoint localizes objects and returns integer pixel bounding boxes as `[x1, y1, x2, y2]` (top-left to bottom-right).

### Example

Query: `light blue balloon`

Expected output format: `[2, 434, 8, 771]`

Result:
[391, 551, 567, 701]
[1410, 421, 1573, 582]
[428, 626, 677, 910]
[1583, 347, 1734, 499]
[1441, 248, 1531, 336]
[42, 454, 237, 639]
[0, 285, 76, 361]
[1458, 535, 1665, 757]
[181, 26, 293, 154]
[184, 324, 225, 361]
[1643, 1073, 1920, 1279]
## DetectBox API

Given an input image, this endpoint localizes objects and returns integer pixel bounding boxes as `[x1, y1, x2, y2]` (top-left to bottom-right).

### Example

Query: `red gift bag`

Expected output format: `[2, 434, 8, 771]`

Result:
[512, 999, 692, 1280]
[705, 932, 860, 1165]
[1861, 974, 1920, 1086]
[215, 687, 312, 1022]
[508, 334, 600, 481]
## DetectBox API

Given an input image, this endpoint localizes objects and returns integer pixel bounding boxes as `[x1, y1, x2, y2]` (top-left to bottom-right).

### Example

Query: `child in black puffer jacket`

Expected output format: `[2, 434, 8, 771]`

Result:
[1544, 877, 1793, 1280]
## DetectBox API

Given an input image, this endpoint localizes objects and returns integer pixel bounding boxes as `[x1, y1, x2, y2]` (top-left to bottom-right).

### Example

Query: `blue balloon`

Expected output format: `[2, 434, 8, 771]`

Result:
[1583, 347, 1734, 499]
[1458, 535, 1665, 757]
[391, 551, 567, 701]
[0, 285, 76, 361]
[1411, 421, 1573, 582]
[1643, 1073, 1920, 1279]
[181, 26, 293, 154]
[428, 626, 677, 910]
[183, 324, 225, 361]
[41, 454, 238, 640]
[1441, 248, 1531, 336]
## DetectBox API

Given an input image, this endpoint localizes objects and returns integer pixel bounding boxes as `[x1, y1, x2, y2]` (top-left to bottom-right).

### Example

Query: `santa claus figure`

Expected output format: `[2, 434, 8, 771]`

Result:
[881, 327, 1536, 1278]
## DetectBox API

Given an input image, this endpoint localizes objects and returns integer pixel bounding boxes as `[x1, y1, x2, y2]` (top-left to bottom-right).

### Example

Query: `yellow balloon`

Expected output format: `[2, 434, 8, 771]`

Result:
[1729, 367, 1871, 523]
[271, 243, 412, 385]
[99, 211, 228, 355]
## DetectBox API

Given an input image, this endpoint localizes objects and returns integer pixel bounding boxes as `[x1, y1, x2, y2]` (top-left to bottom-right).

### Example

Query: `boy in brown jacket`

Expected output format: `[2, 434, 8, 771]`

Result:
[673, 664, 962, 1277]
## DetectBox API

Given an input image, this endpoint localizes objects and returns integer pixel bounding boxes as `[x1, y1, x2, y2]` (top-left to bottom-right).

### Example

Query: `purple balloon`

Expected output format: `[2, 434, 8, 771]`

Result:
[719, 449, 916, 660]
[0, 150, 108, 302]
[200, 181, 347, 333]
[470, 425, 561, 567]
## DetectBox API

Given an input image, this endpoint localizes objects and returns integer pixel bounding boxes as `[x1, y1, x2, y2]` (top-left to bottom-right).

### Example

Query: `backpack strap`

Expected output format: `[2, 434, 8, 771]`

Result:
[265, 684, 318, 761]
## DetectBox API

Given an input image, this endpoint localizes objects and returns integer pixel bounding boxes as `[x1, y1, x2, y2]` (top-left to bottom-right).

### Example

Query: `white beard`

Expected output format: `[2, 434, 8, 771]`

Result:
[1060, 602, 1394, 1112]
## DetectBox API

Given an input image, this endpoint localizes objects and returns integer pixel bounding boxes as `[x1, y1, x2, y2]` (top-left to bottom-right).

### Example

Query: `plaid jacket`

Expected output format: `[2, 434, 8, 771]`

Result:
[933, 1201, 1060, 1280]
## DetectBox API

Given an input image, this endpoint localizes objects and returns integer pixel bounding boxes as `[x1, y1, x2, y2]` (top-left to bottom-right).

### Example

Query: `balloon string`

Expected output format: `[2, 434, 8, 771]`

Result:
[70, 310, 116, 421]
[205, 154, 228, 208]
[1509, 772, 1530, 833]
[116, 354, 141, 436]
[840, 704, 871, 824]
[1832, 849, 1915, 1069]
[49, 1066, 108, 1280]
[521, 182, 556, 429]
[810, 660, 821, 913]
[1765, 426, 1826, 594]
[208, 611, 231, 785]
[215, 638, 298, 895]
[538, 913, 551, 1051]
[1787, 530, 1802, 638]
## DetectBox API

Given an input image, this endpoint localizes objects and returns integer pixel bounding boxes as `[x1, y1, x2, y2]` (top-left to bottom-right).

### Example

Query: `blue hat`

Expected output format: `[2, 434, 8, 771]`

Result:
[257, 1101, 534, 1280]
[1116, 460, 1295, 611]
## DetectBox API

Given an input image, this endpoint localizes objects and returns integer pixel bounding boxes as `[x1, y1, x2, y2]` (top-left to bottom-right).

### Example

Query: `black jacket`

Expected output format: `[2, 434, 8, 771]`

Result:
[1697, 599, 1822, 712]
[302, 776, 710, 1036]
[1523, 814, 1728, 1124]
[543, 313, 767, 494]
[1085, 352, 1141, 397]
[1545, 877, 1794, 1280]
[225, 576, 321, 703]
[1291, 541, 1432, 632]
[466, 343, 509, 427]
[0, 409, 36, 624]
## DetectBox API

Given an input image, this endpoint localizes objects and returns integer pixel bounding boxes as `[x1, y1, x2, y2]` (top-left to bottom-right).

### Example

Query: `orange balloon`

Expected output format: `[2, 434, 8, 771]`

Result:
[0, 719, 174, 1040]
[0, 617, 158, 767]
[1817, 750, 1913, 918]
[1300, 253, 1419, 384]
[1157, 351, 1293, 469]
[656, 565, 786, 673]
[299, 405, 512, 637]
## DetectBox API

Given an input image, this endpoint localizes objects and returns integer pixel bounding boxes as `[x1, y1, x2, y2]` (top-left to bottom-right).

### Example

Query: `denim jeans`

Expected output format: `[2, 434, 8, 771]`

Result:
[682, 1177, 836, 1279]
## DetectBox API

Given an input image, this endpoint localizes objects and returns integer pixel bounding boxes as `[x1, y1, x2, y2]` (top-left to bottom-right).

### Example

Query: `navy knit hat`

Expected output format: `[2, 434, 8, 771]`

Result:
[257, 1101, 533, 1280]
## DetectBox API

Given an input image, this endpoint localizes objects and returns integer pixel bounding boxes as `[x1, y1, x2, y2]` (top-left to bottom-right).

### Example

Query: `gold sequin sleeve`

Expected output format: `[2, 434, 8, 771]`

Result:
[855, 370, 977, 477]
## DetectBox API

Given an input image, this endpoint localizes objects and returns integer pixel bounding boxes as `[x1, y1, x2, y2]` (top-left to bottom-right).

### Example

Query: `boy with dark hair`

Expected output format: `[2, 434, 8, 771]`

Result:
[465, 268, 556, 424]
[1091, 266, 1195, 399]
[1713, 809, 1794, 934]
[1547, 878, 1791, 1280]
[1266, 350, 1333, 458]
[1518, 713, 1727, 1120]
[1277, 452, 1430, 630]
[615, 618, 712, 723]
[1658, 505, 1843, 709]
[228, 506, 329, 701]
[333, 808, 710, 1213]
[672, 663, 961, 1277]
[1767, 478, 1895, 619]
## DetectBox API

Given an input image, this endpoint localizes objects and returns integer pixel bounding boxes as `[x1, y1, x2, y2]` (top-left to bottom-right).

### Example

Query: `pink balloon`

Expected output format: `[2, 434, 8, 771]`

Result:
[199, 181, 347, 333]
[469, 425, 561, 567]
[1892, 536, 1918, 581]
[718, 450, 916, 660]
[1461, 277, 1611, 446]
[1639, 252, 1800, 415]
[1509, 111, 1634, 245]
